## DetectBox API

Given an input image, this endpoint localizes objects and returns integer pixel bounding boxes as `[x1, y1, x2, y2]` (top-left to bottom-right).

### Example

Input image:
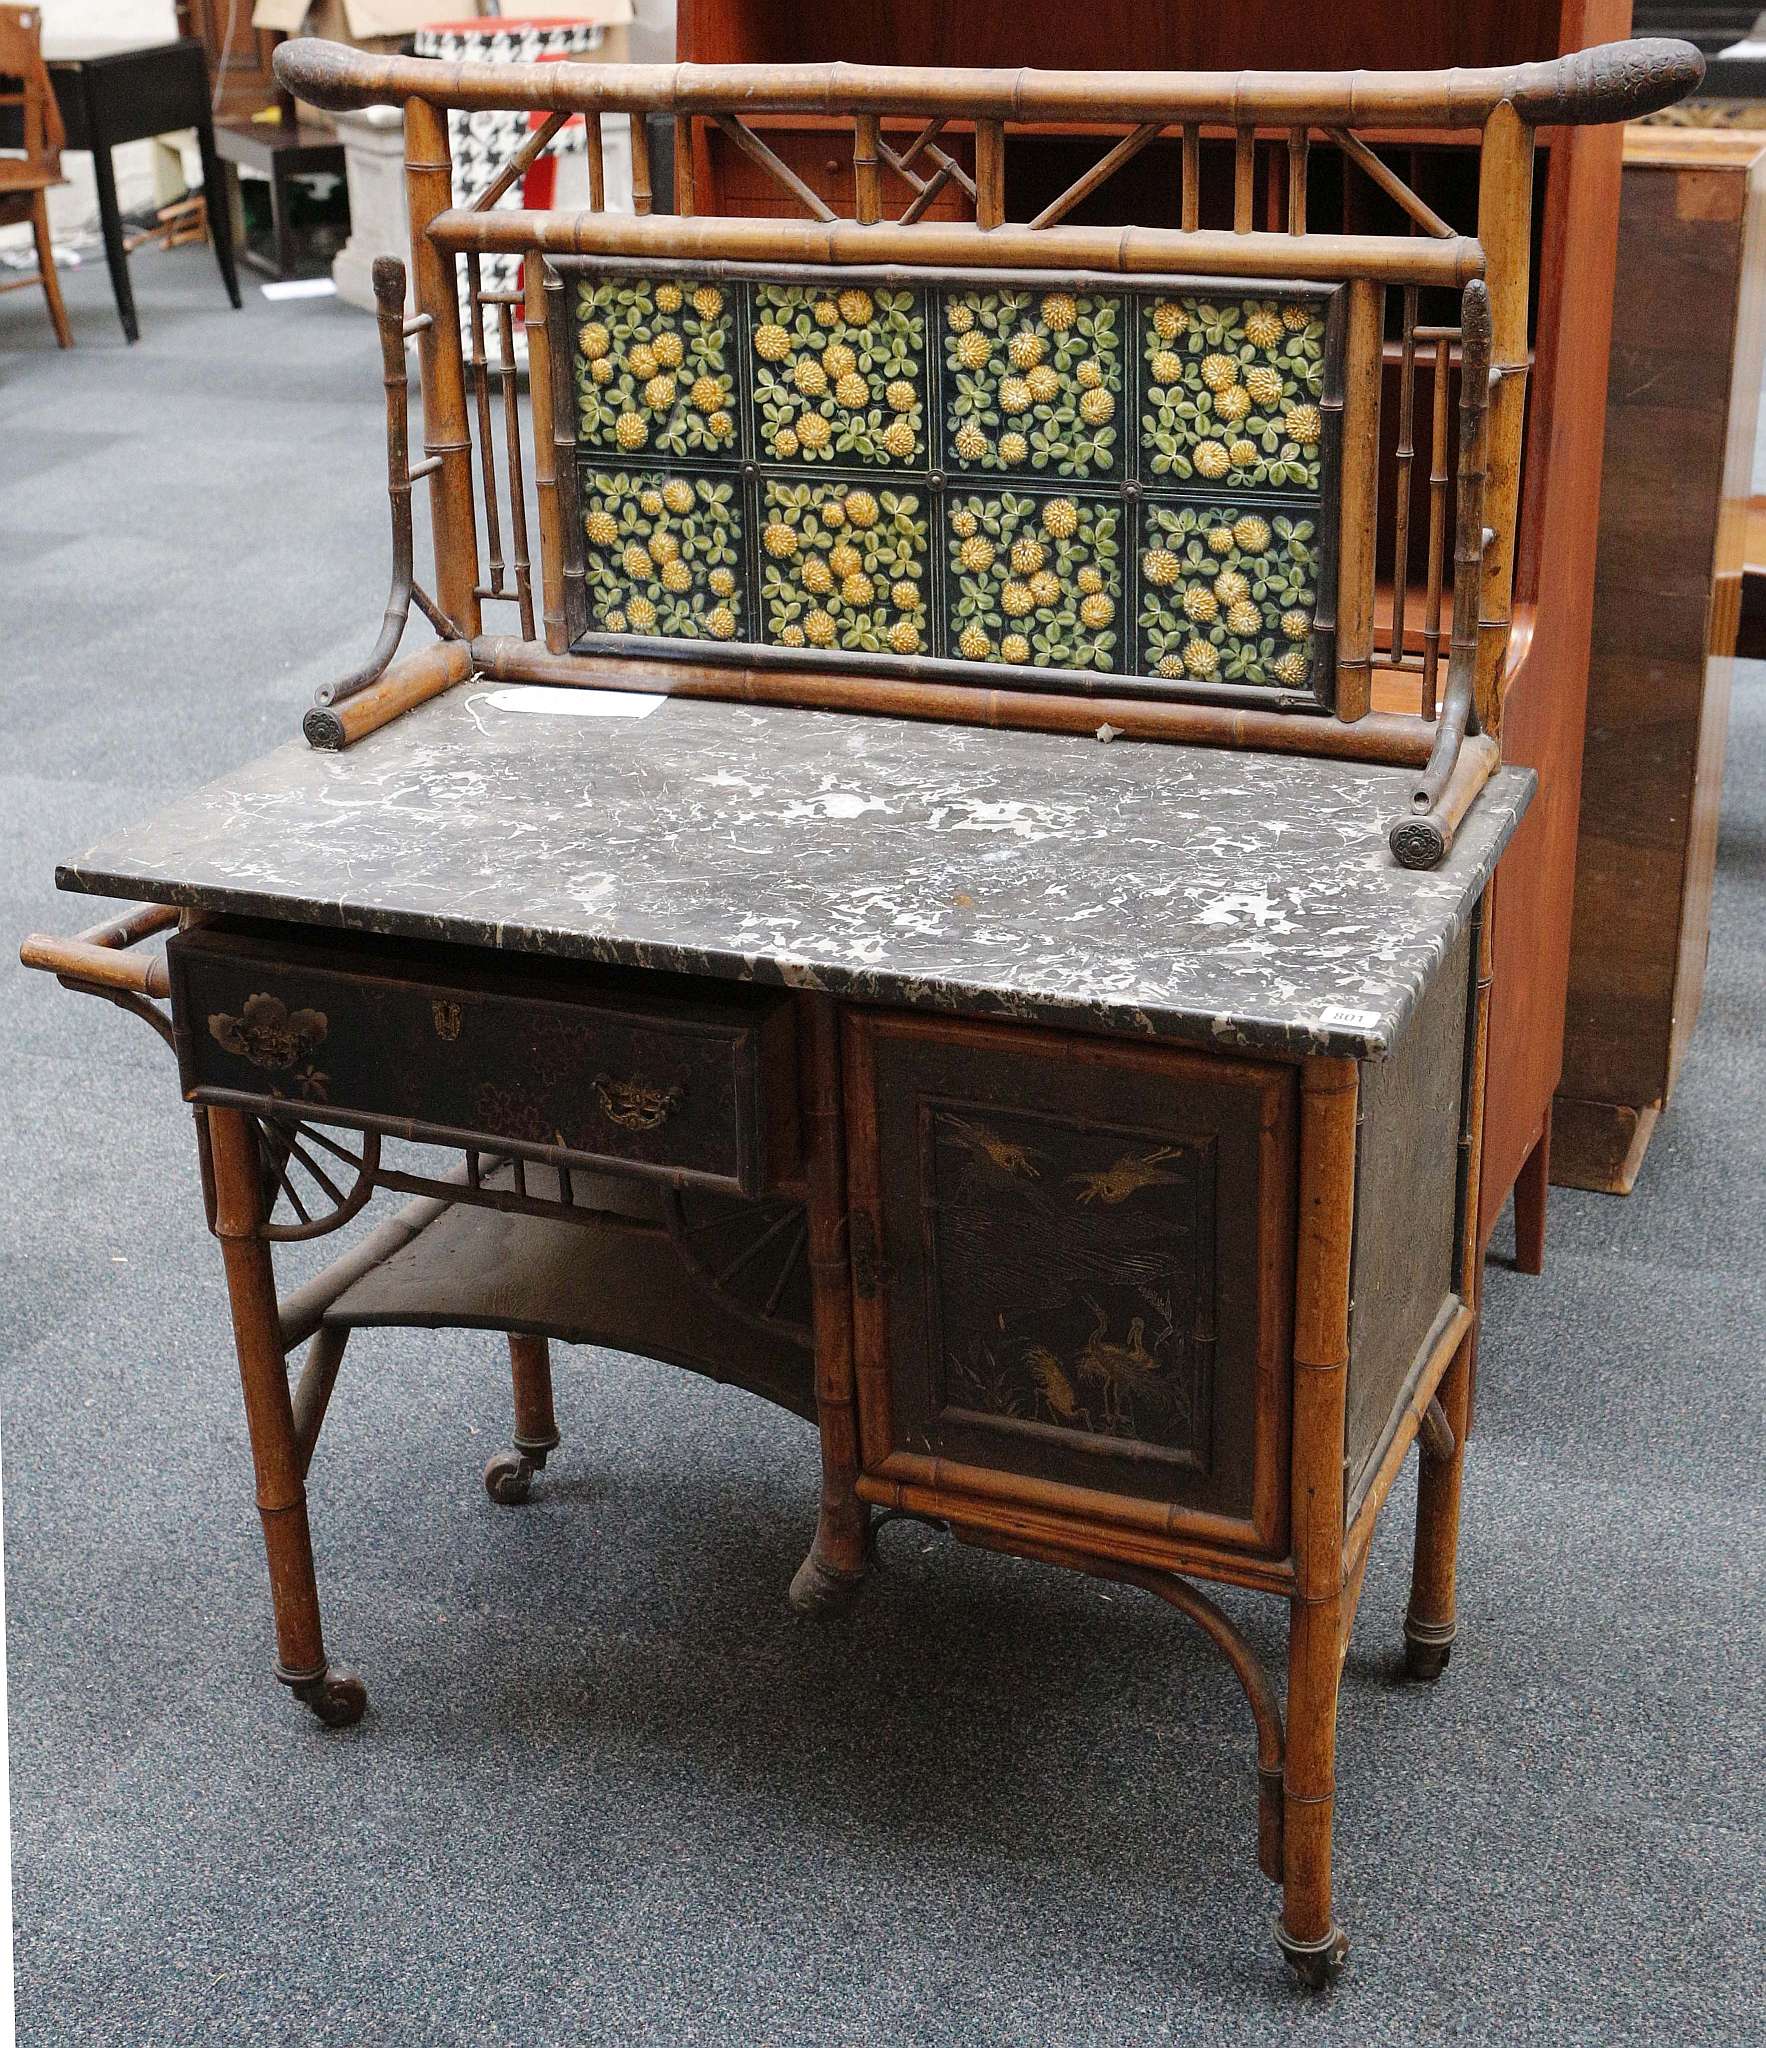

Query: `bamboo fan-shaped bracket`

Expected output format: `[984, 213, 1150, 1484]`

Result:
[247, 1118, 381, 1243]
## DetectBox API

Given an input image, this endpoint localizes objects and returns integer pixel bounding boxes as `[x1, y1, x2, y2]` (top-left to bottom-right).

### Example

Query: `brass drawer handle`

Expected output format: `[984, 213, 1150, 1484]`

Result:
[593, 1073, 683, 1131]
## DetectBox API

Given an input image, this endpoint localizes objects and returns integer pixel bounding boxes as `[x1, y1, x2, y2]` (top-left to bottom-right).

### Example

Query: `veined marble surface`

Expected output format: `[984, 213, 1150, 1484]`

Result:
[58, 688, 1532, 1060]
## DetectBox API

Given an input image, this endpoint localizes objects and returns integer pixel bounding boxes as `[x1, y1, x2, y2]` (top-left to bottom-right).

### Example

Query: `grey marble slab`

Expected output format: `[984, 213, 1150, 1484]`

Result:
[56, 687, 1532, 1060]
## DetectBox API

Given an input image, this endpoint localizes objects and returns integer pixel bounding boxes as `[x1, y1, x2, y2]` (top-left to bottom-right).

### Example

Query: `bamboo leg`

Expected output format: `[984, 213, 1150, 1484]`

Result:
[1404, 1327, 1474, 1681]
[209, 1107, 365, 1728]
[1512, 1110, 1550, 1277]
[790, 995, 870, 1615]
[1278, 1586, 1350, 1985]
[485, 1333, 561, 1505]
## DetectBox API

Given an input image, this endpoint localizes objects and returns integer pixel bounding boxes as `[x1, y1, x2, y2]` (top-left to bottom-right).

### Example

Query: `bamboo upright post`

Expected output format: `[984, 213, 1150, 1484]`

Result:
[209, 1106, 365, 1728]
[789, 994, 871, 1614]
[1334, 277, 1384, 722]
[1472, 101, 1536, 740]
[405, 96, 480, 637]
[1279, 1055, 1358, 1985]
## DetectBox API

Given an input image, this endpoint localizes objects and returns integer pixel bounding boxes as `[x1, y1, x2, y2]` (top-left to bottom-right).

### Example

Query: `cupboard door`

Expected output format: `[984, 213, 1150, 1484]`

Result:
[846, 1013, 1295, 1550]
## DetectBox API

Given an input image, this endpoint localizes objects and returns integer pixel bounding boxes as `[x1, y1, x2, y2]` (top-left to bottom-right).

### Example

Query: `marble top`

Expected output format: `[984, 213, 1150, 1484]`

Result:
[58, 687, 1532, 1060]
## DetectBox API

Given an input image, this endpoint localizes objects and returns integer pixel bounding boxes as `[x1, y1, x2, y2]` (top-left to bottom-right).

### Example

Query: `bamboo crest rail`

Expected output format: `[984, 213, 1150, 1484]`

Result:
[274, 35, 1702, 867]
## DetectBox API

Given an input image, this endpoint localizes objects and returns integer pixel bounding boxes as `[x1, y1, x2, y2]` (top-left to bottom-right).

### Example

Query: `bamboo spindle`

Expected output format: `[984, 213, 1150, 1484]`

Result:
[526, 258, 566, 653]
[673, 110, 697, 215]
[464, 254, 505, 600]
[1287, 126, 1308, 232]
[547, 265, 586, 641]
[1333, 277, 1384, 721]
[584, 109, 605, 210]
[853, 113, 881, 224]
[1473, 101, 1535, 742]
[974, 118, 1005, 229]
[1180, 124, 1200, 230]
[405, 96, 480, 636]
[1233, 129, 1255, 230]
[1422, 334, 1452, 713]
[629, 110, 652, 215]
[1392, 285, 1418, 669]
[1280, 1056, 1357, 1970]
[496, 299, 535, 640]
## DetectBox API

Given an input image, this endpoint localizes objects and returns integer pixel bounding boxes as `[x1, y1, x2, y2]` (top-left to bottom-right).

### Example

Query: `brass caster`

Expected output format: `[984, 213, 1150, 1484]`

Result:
[287, 1664, 368, 1729]
[788, 1549, 866, 1618]
[1274, 1919, 1349, 1990]
[1402, 1620, 1455, 1682]
[484, 1448, 536, 1505]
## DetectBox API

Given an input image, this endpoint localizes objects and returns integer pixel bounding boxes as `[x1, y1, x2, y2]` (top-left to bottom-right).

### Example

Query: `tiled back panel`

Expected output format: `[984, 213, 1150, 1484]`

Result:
[561, 269, 1340, 699]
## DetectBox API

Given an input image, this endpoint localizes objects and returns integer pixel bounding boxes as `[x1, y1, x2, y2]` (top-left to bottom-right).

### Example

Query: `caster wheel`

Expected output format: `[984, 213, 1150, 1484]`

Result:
[1402, 1626, 1455, 1682]
[484, 1449, 535, 1505]
[1274, 1920, 1349, 1989]
[788, 1549, 866, 1618]
[291, 1665, 368, 1729]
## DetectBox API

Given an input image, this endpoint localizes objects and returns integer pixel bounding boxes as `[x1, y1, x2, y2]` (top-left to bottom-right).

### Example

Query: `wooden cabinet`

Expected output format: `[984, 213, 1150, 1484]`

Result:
[1553, 129, 1766, 1192]
[844, 1013, 1296, 1552]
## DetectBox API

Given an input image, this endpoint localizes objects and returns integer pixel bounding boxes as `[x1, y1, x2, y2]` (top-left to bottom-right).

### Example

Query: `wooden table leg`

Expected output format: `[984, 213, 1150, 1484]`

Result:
[485, 1333, 561, 1505]
[194, 93, 243, 311]
[1404, 1325, 1474, 1681]
[208, 1106, 365, 1727]
[85, 97, 138, 345]
[1512, 1108, 1550, 1276]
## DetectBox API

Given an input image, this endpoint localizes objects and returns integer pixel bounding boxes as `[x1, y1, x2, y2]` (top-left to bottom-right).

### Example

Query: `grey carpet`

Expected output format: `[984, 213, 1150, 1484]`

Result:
[4, 249, 1762, 2046]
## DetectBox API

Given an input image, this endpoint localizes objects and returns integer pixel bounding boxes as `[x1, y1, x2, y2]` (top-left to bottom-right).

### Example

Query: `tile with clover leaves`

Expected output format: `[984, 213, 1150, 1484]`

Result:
[748, 283, 930, 470]
[942, 287, 1125, 481]
[1139, 292, 1328, 493]
[1136, 499, 1321, 690]
[579, 468, 746, 643]
[944, 489, 1123, 673]
[757, 476, 931, 656]
[573, 275, 742, 462]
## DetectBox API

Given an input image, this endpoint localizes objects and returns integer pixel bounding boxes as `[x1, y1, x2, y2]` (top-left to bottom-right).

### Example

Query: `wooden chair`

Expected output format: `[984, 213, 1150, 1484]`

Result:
[0, 4, 72, 348]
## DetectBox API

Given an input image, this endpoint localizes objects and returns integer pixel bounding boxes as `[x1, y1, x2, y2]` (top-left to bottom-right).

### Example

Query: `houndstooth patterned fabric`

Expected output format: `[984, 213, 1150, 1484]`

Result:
[413, 19, 605, 357]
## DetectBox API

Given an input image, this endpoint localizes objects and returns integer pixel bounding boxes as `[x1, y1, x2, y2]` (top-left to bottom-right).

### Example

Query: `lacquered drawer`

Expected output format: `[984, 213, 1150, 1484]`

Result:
[168, 923, 798, 1194]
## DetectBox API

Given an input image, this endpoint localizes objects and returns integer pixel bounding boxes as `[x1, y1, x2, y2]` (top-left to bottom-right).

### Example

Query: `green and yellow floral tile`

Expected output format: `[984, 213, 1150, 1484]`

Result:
[758, 478, 930, 655]
[749, 284, 928, 468]
[1140, 293, 1327, 493]
[579, 469, 744, 642]
[1137, 500, 1320, 689]
[574, 277, 741, 461]
[945, 490, 1123, 671]
[942, 289, 1124, 480]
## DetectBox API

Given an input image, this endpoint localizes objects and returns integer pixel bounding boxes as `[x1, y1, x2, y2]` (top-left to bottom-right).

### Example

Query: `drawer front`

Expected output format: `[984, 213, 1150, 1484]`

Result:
[169, 928, 797, 1194]
[846, 1012, 1295, 1552]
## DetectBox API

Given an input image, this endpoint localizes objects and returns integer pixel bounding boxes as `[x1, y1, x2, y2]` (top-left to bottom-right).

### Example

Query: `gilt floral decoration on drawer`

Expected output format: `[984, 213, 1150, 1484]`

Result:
[943, 289, 1123, 478]
[759, 480, 929, 655]
[581, 470, 744, 640]
[1137, 502, 1318, 687]
[1140, 294, 1326, 491]
[575, 277, 739, 459]
[208, 995, 329, 1102]
[750, 284, 927, 467]
[946, 492, 1121, 670]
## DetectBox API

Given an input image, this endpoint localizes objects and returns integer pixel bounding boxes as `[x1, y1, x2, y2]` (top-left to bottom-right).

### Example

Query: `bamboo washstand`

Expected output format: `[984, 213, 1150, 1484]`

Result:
[21, 34, 1701, 1988]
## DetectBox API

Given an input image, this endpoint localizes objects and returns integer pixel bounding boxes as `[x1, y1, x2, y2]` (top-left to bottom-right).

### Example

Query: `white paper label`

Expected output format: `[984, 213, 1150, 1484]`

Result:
[1319, 1004, 1381, 1031]
[482, 686, 665, 720]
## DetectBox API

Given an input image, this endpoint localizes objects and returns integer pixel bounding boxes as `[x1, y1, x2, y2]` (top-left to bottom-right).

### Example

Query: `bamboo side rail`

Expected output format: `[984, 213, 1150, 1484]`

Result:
[524, 259, 566, 655]
[304, 640, 475, 751]
[19, 902, 177, 998]
[430, 208, 1478, 288]
[1333, 279, 1383, 721]
[276, 40, 1704, 131]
